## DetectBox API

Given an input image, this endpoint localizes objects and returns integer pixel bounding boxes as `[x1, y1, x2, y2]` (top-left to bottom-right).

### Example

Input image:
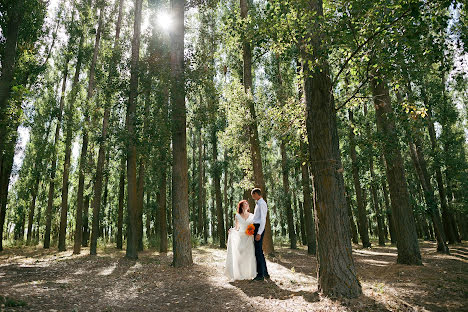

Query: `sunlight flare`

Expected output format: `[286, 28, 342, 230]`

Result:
[157, 10, 173, 32]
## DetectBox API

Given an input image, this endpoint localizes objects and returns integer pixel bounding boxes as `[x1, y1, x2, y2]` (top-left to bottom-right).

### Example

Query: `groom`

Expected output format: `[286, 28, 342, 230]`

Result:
[251, 188, 270, 281]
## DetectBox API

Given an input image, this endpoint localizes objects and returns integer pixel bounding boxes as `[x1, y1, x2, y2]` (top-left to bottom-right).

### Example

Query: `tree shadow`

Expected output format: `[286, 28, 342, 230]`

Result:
[230, 279, 320, 303]
[269, 243, 468, 311]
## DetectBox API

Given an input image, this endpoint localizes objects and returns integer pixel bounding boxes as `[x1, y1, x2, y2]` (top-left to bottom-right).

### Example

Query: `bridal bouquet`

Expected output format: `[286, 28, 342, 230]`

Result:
[245, 224, 255, 236]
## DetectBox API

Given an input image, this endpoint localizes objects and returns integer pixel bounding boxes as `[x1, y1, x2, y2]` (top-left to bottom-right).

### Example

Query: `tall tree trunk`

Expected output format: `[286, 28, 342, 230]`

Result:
[299, 201, 306, 245]
[117, 156, 125, 249]
[408, 139, 449, 253]
[426, 107, 458, 244]
[300, 142, 316, 255]
[369, 156, 385, 246]
[82, 195, 90, 247]
[301, 0, 361, 297]
[170, 0, 192, 266]
[363, 103, 386, 247]
[345, 189, 359, 245]
[27, 174, 40, 244]
[348, 109, 371, 248]
[135, 94, 151, 251]
[371, 76, 421, 265]
[281, 141, 296, 249]
[380, 157, 396, 244]
[202, 142, 208, 244]
[239, 0, 274, 254]
[223, 151, 230, 232]
[0, 135, 16, 251]
[145, 192, 151, 240]
[212, 127, 226, 248]
[0, 5, 22, 153]
[197, 128, 204, 237]
[158, 160, 168, 253]
[125, 0, 143, 260]
[44, 52, 71, 249]
[59, 31, 86, 252]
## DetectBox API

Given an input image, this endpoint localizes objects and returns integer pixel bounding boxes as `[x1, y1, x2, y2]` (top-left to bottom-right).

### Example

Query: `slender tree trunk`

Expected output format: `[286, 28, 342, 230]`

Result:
[44, 53, 71, 249]
[239, 0, 274, 254]
[348, 109, 371, 248]
[197, 128, 204, 237]
[345, 189, 359, 245]
[135, 93, 150, 251]
[117, 156, 125, 249]
[59, 32, 86, 252]
[371, 76, 421, 265]
[82, 195, 90, 247]
[369, 156, 385, 246]
[281, 141, 296, 249]
[170, 0, 192, 266]
[202, 143, 208, 244]
[363, 103, 386, 246]
[145, 192, 151, 240]
[425, 108, 458, 244]
[300, 142, 316, 254]
[408, 140, 449, 253]
[380, 157, 396, 244]
[27, 174, 40, 244]
[223, 151, 230, 232]
[299, 201, 306, 245]
[124, 0, 143, 260]
[212, 127, 226, 248]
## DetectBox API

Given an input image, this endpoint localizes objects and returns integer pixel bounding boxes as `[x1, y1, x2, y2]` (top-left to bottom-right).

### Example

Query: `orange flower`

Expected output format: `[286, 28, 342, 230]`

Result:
[246, 224, 255, 236]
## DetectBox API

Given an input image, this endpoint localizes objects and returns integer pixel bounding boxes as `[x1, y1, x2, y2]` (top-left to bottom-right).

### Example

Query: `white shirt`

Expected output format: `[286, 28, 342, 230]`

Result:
[253, 198, 267, 235]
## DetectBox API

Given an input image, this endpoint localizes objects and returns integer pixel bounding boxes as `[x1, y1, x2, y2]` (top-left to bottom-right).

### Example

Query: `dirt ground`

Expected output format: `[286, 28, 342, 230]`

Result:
[0, 241, 467, 311]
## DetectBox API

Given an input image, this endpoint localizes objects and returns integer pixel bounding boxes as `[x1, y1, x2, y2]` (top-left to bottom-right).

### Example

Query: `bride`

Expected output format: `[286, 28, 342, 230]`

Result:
[225, 200, 257, 281]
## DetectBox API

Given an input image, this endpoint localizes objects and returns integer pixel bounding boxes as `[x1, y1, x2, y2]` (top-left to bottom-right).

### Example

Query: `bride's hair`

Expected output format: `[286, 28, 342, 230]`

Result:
[237, 200, 248, 214]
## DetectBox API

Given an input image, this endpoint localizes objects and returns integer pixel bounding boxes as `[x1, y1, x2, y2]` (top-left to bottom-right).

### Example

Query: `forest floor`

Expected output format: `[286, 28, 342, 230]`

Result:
[0, 241, 467, 312]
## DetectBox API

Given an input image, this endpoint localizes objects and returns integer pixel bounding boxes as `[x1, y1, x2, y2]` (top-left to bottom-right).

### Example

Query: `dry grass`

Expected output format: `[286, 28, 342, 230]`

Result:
[0, 241, 466, 311]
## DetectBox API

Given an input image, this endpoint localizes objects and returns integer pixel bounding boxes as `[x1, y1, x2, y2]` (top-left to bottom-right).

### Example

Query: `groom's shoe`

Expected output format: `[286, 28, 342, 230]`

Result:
[264, 274, 270, 279]
[252, 276, 264, 281]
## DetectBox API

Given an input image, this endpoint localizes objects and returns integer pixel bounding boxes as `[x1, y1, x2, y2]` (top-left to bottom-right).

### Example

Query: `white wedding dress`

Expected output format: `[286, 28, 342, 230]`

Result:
[225, 213, 257, 281]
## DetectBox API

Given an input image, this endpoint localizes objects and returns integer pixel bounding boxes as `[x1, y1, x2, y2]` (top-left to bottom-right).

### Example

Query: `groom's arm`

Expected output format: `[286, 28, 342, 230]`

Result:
[257, 201, 267, 235]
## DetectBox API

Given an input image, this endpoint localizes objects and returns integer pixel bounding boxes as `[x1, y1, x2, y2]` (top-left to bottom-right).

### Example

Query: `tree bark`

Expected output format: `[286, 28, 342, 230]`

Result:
[44, 51, 71, 249]
[117, 156, 125, 249]
[124, 0, 143, 260]
[212, 127, 226, 248]
[380, 156, 396, 244]
[170, 0, 192, 267]
[345, 189, 359, 245]
[371, 76, 421, 265]
[197, 128, 204, 237]
[348, 109, 371, 248]
[0, 5, 22, 154]
[426, 107, 458, 244]
[301, 0, 362, 297]
[59, 31, 86, 252]
[281, 141, 296, 249]
[408, 139, 449, 253]
[223, 151, 230, 233]
[0, 134, 16, 251]
[26, 173, 40, 244]
[239, 0, 274, 254]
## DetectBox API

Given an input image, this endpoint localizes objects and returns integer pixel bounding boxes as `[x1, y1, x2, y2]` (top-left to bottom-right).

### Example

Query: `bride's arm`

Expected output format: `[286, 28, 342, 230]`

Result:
[235, 218, 239, 231]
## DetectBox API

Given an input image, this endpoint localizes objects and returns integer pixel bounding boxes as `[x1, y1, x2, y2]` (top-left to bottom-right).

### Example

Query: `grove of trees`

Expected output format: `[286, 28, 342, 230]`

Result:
[1, 0, 467, 299]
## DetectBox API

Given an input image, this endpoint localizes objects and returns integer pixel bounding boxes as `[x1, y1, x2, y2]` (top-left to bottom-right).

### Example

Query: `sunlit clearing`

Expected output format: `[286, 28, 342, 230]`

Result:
[157, 11, 173, 32]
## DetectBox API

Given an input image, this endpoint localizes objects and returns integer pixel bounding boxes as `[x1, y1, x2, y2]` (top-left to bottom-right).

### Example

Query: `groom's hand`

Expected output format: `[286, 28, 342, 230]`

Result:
[255, 234, 261, 241]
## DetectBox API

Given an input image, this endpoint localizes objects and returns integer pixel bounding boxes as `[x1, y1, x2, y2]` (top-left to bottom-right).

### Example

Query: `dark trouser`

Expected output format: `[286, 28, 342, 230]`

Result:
[253, 223, 268, 278]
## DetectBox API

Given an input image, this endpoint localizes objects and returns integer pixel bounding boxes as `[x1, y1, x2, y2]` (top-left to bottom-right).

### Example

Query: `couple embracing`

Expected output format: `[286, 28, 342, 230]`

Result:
[225, 188, 270, 282]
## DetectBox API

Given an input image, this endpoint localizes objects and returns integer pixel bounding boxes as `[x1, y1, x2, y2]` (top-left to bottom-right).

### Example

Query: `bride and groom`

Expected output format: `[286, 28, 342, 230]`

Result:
[225, 188, 270, 281]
